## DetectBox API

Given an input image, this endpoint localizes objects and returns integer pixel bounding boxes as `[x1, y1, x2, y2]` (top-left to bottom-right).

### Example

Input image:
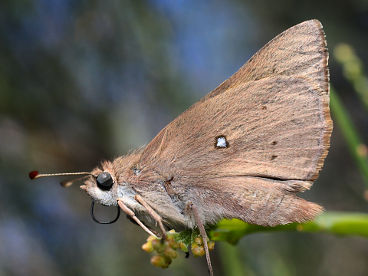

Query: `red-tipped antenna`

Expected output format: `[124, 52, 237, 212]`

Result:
[29, 170, 92, 187]
[29, 171, 92, 179]
[29, 170, 39, 179]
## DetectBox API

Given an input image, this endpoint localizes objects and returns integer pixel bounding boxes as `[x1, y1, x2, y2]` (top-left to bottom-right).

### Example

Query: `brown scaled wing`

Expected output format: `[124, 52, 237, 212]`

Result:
[137, 20, 332, 227]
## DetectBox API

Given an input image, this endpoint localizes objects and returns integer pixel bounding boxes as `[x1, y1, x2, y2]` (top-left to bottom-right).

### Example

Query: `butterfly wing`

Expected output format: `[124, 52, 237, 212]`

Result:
[136, 20, 332, 226]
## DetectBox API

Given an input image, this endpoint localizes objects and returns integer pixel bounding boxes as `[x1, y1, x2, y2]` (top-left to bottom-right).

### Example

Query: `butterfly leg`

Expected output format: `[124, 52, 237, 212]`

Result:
[135, 194, 167, 239]
[188, 203, 214, 276]
[117, 199, 158, 238]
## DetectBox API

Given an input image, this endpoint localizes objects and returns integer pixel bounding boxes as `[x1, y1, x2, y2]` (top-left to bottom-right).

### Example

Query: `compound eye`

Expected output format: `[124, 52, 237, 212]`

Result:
[96, 172, 114, 191]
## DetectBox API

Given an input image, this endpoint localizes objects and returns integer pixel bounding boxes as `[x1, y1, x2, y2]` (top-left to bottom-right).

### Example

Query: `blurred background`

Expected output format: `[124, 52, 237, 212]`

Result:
[1, 0, 368, 275]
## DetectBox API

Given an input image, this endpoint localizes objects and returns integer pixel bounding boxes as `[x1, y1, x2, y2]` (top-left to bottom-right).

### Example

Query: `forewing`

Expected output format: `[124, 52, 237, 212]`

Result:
[140, 20, 331, 177]
[136, 20, 332, 226]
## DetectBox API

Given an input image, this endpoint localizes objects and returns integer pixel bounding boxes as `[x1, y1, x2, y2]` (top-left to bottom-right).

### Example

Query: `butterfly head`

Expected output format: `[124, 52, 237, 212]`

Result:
[80, 160, 120, 206]
[29, 160, 121, 206]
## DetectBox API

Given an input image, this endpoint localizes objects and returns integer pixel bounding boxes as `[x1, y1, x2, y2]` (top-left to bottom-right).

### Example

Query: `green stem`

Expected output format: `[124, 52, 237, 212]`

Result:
[211, 212, 368, 245]
[330, 88, 368, 188]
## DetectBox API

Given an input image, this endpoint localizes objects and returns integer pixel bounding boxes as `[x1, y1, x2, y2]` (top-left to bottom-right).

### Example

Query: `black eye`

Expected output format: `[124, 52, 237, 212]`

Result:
[96, 172, 114, 191]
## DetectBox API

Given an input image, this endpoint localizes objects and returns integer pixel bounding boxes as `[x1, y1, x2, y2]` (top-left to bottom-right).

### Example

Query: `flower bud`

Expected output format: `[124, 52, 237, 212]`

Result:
[194, 236, 203, 245]
[142, 241, 154, 253]
[208, 241, 215, 250]
[164, 247, 178, 259]
[150, 255, 171, 268]
[151, 238, 165, 253]
[191, 243, 205, 257]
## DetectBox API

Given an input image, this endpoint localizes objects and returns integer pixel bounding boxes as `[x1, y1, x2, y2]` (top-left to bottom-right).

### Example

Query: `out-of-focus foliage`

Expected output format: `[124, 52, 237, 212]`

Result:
[1, 0, 368, 276]
[330, 87, 368, 188]
[334, 44, 368, 110]
[331, 45, 368, 191]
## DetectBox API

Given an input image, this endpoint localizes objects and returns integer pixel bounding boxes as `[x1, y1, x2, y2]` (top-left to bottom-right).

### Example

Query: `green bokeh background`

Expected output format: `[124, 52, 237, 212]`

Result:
[1, 0, 368, 275]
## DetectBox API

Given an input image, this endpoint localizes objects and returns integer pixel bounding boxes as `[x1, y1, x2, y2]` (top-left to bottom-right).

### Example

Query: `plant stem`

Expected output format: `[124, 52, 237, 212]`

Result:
[211, 212, 368, 244]
[330, 88, 368, 189]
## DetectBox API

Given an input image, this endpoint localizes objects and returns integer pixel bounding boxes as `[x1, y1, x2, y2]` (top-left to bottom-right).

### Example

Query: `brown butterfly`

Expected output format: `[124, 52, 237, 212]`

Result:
[30, 19, 332, 275]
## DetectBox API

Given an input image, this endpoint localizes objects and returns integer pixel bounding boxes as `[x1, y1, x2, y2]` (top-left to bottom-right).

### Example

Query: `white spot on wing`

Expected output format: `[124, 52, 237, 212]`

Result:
[133, 168, 141, 175]
[216, 136, 228, 148]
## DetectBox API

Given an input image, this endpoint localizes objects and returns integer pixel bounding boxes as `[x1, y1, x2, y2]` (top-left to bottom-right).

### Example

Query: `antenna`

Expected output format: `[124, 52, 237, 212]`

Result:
[29, 170, 92, 187]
